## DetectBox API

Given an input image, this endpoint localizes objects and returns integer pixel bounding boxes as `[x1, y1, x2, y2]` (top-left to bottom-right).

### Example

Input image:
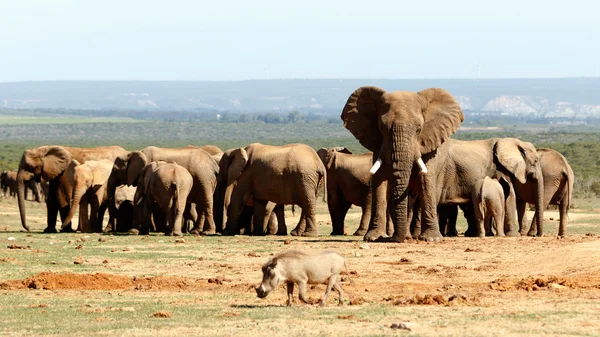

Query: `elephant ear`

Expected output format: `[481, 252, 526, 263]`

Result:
[127, 152, 149, 186]
[417, 88, 464, 154]
[226, 148, 248, 186]
[316, 148, 328, 165]
[495, 138, 527, 184]
[331, 147, 352, 155]
[41, 146, 73, 181]
[340, 86, 386, 152]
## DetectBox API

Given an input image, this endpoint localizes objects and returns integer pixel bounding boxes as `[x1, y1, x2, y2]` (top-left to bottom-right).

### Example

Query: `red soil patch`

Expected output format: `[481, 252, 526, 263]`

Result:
[0, 271, 215, 291]
[384, 294, 479, 306]
[490, 275, 600, 291]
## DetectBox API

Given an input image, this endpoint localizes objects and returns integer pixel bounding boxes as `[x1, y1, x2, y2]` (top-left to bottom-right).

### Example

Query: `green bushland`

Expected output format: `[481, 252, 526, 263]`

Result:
[1, 115, 600, 198]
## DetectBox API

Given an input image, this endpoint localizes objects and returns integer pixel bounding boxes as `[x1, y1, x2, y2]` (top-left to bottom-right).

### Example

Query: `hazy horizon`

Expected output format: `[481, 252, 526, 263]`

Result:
[2, 0, 599, 81]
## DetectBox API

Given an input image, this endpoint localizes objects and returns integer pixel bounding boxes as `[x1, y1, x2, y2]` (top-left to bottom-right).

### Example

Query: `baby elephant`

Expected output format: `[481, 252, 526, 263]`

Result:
[255, 250, 346, 307]
[472, 176, 509, 237]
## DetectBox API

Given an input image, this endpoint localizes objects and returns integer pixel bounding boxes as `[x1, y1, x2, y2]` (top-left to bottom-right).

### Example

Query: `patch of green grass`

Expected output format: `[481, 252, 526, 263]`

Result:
[0, 115, 142, 125]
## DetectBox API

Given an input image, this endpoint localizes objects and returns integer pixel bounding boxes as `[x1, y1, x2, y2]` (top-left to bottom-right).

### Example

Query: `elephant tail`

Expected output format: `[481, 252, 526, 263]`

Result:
[565, 170, 573, 217]
[319, 166, 327, 203]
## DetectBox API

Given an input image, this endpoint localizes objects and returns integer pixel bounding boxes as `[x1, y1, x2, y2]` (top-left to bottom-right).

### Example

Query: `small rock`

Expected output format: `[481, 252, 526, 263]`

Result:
[102, 260, 109, 264]
[79, 237, 86, 242]
[549, 283, 567, 290]
[75, 245, 83, 250]
[122, 247, 132, 252]
[198, 257, 204, 261]
[175, 238, 185, 244]
[151, 311, 172, 318]
[68, 240, 74, 244]
[49, 261, 57, 265]
[354, 252, 361, 257]
[284, 239, 291, 245]
[359, 243, 370, 250]
[120, 307, 135, 312]
[74, 256, 84, 265]
[247, 252, 259, 257]
[7, 237, 15, 241]
[390, 322, 412, 331]
[98, 237, 106, 242]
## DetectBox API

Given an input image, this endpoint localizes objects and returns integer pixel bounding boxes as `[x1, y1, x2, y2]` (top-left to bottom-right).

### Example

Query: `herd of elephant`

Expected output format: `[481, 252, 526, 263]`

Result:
[11, 86, 574, 242]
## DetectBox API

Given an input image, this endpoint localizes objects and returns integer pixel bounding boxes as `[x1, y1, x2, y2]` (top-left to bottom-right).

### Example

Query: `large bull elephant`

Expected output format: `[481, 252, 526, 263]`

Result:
[62, 159, 114, 233]
[218, 143, 325, 237]
[17, 146, 127, 233]
[341, 87, 465, 242]
[316, 147, 393, 236]
[107, 146, 219, 235]
[514, 148, 573, 237]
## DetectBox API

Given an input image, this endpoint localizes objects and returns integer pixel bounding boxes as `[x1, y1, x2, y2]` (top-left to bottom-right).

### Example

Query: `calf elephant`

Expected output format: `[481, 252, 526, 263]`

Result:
[134, 162, 193, 236]
[514, 148, 574, 237]
[112, 185, 136, 232]
[17, 146, 128, 232]
[63, 159, 114, 233]
[317, 147, 392, 236]
[472, 177, 510, 237]
[219, 143, 325, 237]
[107, 146, 219, 235]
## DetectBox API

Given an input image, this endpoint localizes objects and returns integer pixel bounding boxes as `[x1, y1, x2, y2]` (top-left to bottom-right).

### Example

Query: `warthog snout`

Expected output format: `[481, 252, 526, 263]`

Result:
[255, 285, 268, 298]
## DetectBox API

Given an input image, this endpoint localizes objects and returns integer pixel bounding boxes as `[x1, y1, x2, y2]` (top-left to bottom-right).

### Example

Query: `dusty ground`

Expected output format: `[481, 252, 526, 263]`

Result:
[0, 198, 599, 336]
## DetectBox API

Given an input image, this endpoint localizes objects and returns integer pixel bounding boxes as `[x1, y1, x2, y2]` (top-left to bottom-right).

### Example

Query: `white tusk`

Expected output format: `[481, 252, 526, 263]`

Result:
[417, 157, 428, 174]
[369, 158, 382, 174]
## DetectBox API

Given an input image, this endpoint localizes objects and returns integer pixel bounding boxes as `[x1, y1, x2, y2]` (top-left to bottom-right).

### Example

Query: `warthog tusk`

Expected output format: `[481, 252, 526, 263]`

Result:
[369, 158, 382, 174]
[417, 157, 428, 174]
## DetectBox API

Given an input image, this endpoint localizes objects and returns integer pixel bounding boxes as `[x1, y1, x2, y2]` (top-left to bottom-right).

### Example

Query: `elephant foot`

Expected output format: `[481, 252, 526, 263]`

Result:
[463, 229, 479, 237]
[447, 231, 458, 237]
[201, 230, 217, 236]
[353, 229, 367, 236]
[43, 227, 58, 234]
[60, 226, 75, 233]
[170, 231, 184, 237]
[504, 230, 520, 237]
[526, 230, 537, 237]
[290, 229, 302, 237]
[363, 230, 385, 242]
[128, 228, 140, 235]
[418, 228, 443, 242]
[330, 230, 345, 236]
[301, 230, 318, 237]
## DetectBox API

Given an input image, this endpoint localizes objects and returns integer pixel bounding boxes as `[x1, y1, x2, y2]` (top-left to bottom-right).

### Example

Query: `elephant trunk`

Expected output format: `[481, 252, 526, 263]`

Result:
[534, 170, 545, 236]
[65, 186, 87, 231]
[388, 127, 414, 242]
[17, 171, 29, 231]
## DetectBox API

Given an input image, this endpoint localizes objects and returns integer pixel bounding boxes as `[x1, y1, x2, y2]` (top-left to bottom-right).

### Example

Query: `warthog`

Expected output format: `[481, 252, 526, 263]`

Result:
[255, 250, 346, 306]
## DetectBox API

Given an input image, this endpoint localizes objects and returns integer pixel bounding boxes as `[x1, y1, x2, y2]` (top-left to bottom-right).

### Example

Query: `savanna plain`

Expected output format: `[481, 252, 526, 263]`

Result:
[1, 117, 600, 336]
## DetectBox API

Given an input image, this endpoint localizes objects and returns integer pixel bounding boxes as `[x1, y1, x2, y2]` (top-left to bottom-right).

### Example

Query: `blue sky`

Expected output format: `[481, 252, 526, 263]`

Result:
[1, 0, 599, 81]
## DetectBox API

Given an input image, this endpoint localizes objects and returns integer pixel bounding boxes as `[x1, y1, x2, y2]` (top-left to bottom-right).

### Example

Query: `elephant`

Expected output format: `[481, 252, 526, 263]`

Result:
[316, 147, 393, 236]
[437, 204, 458, 237]
[112, 185, 136, 232]
[341, 86, 465, 242]
[472, 177, 510, 237]
[514, 148, 574, 237]
[62, 159, 114, 233]
[133, 161, 193, 236]
[244, 198, 288, 236]
[107, 146, 219, 235]
[218, 143, 326, 237]
[17, 146, 128, 233]
[1, 170, 42, 201]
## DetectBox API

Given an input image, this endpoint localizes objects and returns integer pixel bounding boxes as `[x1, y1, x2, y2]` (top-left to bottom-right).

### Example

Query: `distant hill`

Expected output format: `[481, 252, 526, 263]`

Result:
[2, 78, 600, 119]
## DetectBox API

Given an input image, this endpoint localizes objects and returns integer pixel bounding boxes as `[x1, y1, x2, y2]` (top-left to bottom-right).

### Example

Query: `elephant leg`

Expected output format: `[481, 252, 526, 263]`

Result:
[59, 205, 75, 232]
[200, 186, 217, 235]
[484, 214, 493, 237]
[354, 204, 371, 236]
[418, 175, 443, 242]
[558, 200, 568, 237]
[447, 205, 458, 237]
[43, 182, 61, 233]
[516, 199, 529, 236]
[291, 215, 306, 237]
[494, 207, 506, 237]
[274, 204, 287, 235]
[78, 196, 91, 233]
[461, 203, 479, 237]
[301, 201, 318, 238]
[409, 196, 421, 239]
[364, 171, 389, 242]
[503, 183, 520, 236]
[251, 198, 269, 236]
[328, 196, 350, 236]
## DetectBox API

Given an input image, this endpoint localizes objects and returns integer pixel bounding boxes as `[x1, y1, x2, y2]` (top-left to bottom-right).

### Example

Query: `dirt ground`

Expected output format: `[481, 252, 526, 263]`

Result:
[1, 198, 600, 336]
